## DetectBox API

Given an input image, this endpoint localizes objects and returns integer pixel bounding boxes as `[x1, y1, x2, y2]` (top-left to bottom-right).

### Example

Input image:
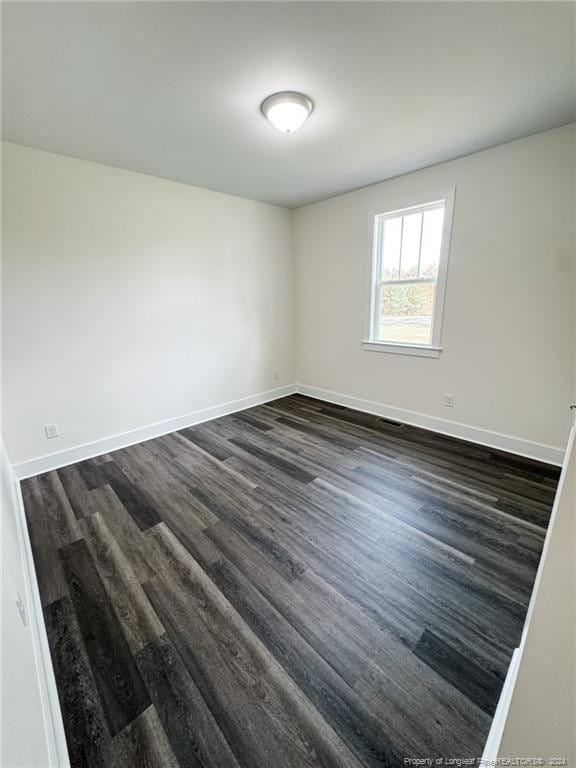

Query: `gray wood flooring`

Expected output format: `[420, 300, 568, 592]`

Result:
[22, 394, 559, 767]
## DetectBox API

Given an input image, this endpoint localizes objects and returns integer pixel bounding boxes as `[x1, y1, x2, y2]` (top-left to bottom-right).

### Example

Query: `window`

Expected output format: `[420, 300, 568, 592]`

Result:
[364, 188, 454, 357]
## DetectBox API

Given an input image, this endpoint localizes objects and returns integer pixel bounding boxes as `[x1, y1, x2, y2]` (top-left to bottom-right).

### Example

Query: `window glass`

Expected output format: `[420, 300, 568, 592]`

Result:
[399, 212, 422, 279]
[369, 195, 452, 349]
[419, 207, 444, 278]
[379, 282, 434, 344]
[381, 216, 402, 279]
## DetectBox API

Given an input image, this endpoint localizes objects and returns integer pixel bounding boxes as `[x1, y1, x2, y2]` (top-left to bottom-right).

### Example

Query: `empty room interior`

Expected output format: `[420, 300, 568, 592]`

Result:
[1, 2, 575, 767]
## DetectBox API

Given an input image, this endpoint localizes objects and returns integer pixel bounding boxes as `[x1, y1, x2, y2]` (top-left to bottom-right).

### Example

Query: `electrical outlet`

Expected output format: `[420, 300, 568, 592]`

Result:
[273, 371, 280, 382]
[16, 591, 27, 626]
[444, 393, 455, 408]
[44, 423, 59, 439]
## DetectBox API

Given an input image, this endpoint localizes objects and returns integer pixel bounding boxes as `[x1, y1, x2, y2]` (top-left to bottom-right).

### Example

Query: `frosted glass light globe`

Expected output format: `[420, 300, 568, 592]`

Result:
[261, 92, 314, 134]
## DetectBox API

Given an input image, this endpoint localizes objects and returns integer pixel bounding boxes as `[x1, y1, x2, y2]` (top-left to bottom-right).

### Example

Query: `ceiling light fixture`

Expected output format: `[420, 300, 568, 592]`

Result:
[261, 91, 314, 134]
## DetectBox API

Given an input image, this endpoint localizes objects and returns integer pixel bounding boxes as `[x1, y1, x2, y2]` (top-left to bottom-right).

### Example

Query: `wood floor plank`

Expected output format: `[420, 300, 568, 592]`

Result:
[44, 596, 111, 768]
[209, 556, 403, 767]
[37, 471, 83, 547]
[57, 464, 106, 519]
[413, 629, 503, 716]
[231, 411, 274, 432]
[179, 424, 235, 461]
[228, 436, 316, 483]
[275, 414, 361, 450]
[207, 521, 489, 757]
[76, 459, 108, 490]
[59, 538, 151, 736]
[113, 442, 219, 530]
[241, 493, 513, 676]
[110, 706, 179, 768]
[165, 430, 258, 493]
[22, 394, 558, 766]
[206, 474, 515, 670]
[191, 484, 307, 582]
[79, 512, 164, 653]
[136, 633, 241, 768]
[94, 484, 158, 583]
[145, 523, 366, 768]
[98, 461, 161, 531]
[272, 398, 555, 519]
[22, 476, 69, 606]
[151, 519, 224, 573]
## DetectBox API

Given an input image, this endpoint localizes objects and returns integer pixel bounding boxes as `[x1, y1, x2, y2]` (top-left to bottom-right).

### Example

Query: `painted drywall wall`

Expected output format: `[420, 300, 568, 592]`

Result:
[293, 125, 575, 457]
[3, 129, 574, 467]
[2, 143, 294, 465]
[497, 425, 575, 763]
[0, 441, 53, 767]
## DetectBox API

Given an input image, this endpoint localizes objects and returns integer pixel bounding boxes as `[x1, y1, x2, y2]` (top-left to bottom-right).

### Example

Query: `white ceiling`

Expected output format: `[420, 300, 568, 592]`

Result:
[2, 2, 575, 208]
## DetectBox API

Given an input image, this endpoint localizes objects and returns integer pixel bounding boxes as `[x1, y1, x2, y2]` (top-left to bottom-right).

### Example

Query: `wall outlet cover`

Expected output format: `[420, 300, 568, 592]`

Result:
[44, 423, 60, 439]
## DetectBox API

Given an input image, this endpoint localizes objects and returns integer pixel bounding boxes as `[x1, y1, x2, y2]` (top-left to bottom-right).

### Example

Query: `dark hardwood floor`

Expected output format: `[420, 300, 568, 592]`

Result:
[22, 394, 560, 767]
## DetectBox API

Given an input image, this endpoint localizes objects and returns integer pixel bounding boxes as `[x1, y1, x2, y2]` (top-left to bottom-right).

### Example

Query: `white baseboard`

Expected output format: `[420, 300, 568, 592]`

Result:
[1, 444, 70, 767]
[13, 384, 297, 479]
[12, 380, 563, 479]
[295, 384, 565, 466]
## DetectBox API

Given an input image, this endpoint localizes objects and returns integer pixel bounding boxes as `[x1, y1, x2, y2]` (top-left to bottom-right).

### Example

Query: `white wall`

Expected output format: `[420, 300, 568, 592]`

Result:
[1, 441, 54, 767]
[1, 117, 575, 768]
[494, 125, 576, 763]
[2, 143, 294, 466]
[3, 130, 574, 468]
[496, 424, 575, 763]
[293, 125, 575, 459]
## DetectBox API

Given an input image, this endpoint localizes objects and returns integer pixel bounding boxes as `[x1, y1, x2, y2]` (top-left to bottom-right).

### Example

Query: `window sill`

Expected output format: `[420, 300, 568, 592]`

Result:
[361, 340, 442, 358]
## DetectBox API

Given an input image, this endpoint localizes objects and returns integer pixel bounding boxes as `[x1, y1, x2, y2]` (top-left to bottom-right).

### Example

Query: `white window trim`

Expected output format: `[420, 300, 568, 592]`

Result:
[361, 341, 443, 358]
[362, 187, 456, 358]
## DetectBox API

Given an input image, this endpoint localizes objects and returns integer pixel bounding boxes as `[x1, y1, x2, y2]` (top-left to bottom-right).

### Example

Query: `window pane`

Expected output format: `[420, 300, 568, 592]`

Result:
[381, 216, 402, 279]
[378, 281, 434, 344]
[419, 207, 444, 278]
[399, 212, 422, 279]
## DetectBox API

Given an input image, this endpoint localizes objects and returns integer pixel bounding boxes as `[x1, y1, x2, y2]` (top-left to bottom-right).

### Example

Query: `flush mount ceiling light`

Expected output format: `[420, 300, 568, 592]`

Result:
[260, 91, 314, 134]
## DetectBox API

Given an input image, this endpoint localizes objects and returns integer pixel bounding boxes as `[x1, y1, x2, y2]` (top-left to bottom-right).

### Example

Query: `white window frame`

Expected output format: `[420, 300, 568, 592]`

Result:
[363, 187, 455, 358]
